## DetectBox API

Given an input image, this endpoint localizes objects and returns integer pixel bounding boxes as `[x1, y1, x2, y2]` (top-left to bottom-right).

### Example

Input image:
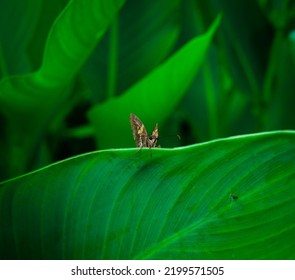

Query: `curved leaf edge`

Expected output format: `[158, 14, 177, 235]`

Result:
[1, 130, 294, 185]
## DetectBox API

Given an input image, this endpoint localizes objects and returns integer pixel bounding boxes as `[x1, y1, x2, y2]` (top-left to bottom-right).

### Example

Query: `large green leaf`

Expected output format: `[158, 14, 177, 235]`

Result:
[88, 15, 221, 149]
[0, 131, 294, 259]
[0, 0, 125, 177]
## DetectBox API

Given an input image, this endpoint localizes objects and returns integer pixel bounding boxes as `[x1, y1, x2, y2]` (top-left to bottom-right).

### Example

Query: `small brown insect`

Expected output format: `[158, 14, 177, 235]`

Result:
[130, 113, 160, 149]
[229, 193, 238, 201]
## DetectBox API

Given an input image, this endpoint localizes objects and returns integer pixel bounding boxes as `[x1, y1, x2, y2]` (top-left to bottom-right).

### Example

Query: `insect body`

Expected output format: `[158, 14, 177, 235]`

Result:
[130, 113, 160, 148]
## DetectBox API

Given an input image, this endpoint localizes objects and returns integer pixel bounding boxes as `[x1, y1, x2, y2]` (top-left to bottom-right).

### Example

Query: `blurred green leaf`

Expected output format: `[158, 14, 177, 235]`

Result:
[264, 34, 295, 130]
[27, 0, 70, 71]
[83, 0, 181, 100]
[258, 0, 295, 29]
[0, 131, 294, 259]
[88, 15, 221, 149]
[289, 29, 295, 63]
[0, 0, 126, 178]
[0, 0, 42, 76]
[210, 1, 271, 102]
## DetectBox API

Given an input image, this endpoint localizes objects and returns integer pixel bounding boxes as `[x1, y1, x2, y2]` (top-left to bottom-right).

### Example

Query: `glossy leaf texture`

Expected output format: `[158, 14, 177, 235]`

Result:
[88, 15, 221, 149]
[0, 131, 294, 259]
[0, 0, 126, 177]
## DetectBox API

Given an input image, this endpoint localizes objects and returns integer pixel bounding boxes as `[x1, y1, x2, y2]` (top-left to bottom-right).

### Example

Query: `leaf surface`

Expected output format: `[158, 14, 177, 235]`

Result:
[0, 131, 294, 259]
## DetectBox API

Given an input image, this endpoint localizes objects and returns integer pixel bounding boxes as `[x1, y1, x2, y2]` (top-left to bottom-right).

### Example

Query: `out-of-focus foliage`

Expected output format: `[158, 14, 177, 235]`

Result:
[0, 0, 294, 179]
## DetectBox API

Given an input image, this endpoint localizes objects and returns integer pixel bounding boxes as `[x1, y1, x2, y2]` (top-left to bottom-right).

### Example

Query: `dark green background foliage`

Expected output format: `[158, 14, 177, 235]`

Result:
[1, 0, 294, 179]
[0, 0, 295, 260]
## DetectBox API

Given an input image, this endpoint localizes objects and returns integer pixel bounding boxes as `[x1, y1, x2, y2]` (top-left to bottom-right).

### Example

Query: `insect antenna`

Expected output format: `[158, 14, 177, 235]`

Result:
[159, 134, 181, 139]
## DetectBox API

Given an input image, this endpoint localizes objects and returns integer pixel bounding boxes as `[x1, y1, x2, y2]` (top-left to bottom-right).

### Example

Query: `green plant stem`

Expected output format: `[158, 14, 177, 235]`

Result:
[0, 42, 8, 78]
[107, 19, 119, 99]
[203, 63, 218, 139]
[263, 31, 282, 102]
[262, 31, 282, 129]
[225, 25, 262, 130]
